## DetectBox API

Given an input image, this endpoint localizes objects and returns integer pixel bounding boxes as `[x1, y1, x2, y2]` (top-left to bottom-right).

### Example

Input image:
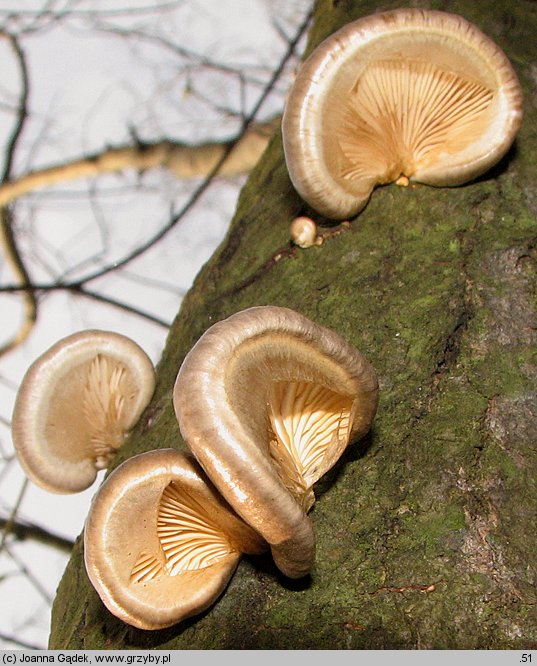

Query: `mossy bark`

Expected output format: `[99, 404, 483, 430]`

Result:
[49, 0, 537, 649]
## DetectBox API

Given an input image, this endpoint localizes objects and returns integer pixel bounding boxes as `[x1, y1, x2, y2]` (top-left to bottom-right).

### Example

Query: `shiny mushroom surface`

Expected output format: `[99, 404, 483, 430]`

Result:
[290, 216, 320, 248]
[282, 8, 523, 219]
[84, 448, 265, 630]
[173, 306, 378, 578]
[12, 330, 155, 493]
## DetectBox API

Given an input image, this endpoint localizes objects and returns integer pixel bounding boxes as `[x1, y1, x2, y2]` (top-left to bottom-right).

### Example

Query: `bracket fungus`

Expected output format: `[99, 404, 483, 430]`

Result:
[282, 9, 523, 219]
[84, 448, 265, 630]
[12, 330, 155, 494]
[173, 306, 378, 578]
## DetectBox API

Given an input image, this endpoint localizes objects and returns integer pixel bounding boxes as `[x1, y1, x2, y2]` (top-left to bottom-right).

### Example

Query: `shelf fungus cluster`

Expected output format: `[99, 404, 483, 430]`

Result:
[16, 5, 523, 634]
[12, 330, 155, 494]
[173, 306, 378, 580]
[78, 306, 378, 629]
[282, 8, 523, 219]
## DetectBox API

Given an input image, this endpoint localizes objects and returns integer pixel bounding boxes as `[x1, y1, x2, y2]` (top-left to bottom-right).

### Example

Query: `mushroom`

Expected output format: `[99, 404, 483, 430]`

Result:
[290, 216, 321, 248]
[84, 448, 265, 630]
[173, 306, 378, 578]
[282, 9, 524, 219]
[12, 330, 155, 494]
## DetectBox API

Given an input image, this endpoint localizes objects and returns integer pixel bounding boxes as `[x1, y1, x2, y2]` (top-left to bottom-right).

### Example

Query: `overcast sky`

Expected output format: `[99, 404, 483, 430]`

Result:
[0, 0, 309, 648]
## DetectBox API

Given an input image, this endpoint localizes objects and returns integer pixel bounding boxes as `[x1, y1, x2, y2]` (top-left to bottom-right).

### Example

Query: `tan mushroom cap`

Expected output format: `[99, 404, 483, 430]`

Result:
[173, 306, 378, 578]
[282, 9, 524, 219]
[290, 216, 320, 248]
[12, 330, 155, 494]
[84, 449, 265, 630]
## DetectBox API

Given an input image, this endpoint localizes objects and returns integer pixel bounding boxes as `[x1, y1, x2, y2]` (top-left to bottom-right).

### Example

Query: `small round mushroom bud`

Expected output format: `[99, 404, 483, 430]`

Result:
[173, 306, 378, 578]
[290, 216, 319, 248]
[84, 449, 265, 630]
[12, 330, 155, 494]
[282, 9, 523, 219]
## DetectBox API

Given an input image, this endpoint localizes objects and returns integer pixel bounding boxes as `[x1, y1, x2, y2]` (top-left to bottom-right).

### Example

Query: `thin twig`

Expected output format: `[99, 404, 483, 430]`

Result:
[90, 22, 271, 85]
[0, 516, 74, 554]
[0, 282, 172, 328]
[65, 6, 314, 286]
[0, 33, 29, 182]
[73, 286, 172, 328]
[0, 32, 37, 358]
[4, 544, 53, 604]
[0, 477, 28, 554]
[0, 630, 43, 650]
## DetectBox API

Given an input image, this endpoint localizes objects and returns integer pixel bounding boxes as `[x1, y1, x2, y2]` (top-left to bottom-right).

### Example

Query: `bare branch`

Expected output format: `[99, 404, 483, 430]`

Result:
[0, 2, 186, 36]
[0, 32, 37, 358]
[0, 631, 43, 650]
[0, 9, 311, 324]
[73, 285, 172, 328]
[85, 21, 272, 85]
[66, 7, 314, 286]
[0, 282, 172, 328]
[0, 33, 28, 182]
[0, 118, 279, 208]
[0, 477, 28, 554]
[0, 516, 74, 554]
[0, 208, 37, 358]
[4, 544, 53, 605]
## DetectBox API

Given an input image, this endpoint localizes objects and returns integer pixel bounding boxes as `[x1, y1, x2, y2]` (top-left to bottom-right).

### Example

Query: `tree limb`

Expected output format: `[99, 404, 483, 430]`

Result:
[0, 118, 279, 208]
[0, 32, 37, 359]
[0, 516, 74, 554]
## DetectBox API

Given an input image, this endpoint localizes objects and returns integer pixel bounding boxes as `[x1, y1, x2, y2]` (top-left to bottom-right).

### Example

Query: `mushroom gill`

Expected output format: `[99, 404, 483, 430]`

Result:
[159, 482, 235, 573]
[129, 482, 236, 583]
[130, 552, 166, 584]
[333, 59, 494, 187]
[82, 354, 130, 468]
[268, 381, 352, 512]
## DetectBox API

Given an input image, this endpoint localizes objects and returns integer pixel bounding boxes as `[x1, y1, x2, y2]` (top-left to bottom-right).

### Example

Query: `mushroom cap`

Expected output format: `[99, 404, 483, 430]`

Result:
[84, 448, 265, 630]
[290, 216, 319, 248]
[173, 306, 378, 578]
[12, 330, 155, 494]
[282, 8, 524, 219]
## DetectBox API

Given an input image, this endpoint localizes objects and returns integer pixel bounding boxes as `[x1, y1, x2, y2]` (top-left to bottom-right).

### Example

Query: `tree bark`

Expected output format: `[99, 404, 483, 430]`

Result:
[49, 0, 537, 649]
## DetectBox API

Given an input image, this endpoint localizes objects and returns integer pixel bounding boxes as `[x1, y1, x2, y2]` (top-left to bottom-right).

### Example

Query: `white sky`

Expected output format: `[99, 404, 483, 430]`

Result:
[0, 0, 309, 648]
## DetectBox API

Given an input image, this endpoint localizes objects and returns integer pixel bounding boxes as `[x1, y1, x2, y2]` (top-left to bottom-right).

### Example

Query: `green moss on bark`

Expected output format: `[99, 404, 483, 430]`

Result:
[50, 0, 537, 649]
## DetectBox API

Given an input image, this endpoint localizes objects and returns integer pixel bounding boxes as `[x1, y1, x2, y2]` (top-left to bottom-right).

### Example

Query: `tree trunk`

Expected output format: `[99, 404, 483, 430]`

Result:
[49, 0, 537, 649]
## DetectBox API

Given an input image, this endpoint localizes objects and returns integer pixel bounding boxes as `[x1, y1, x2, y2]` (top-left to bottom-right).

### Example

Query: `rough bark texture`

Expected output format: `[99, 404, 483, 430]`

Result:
[49, 0, 537, 649]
